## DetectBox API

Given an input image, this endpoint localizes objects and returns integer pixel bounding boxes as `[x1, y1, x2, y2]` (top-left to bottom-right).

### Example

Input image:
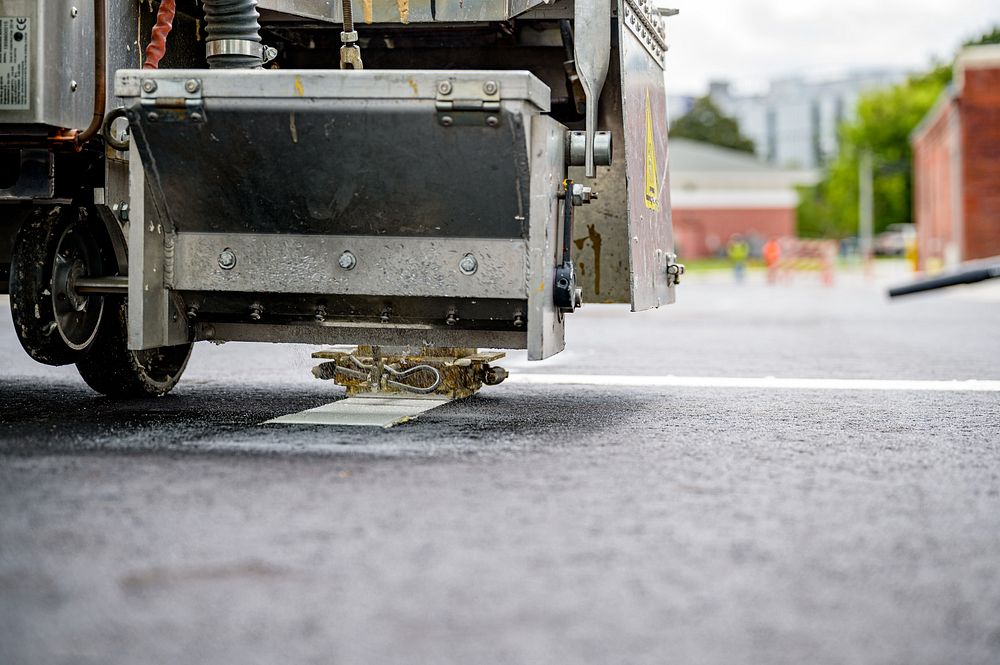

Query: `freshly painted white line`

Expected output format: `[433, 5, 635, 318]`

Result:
[505, 374, 1000, 392]
[267, 396, 452, 427]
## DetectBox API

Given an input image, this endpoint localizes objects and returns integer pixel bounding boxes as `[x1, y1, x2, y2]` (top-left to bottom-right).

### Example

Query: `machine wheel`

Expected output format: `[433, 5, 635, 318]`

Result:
[9, 206, 104, 365]
[75, 297, 193, 398]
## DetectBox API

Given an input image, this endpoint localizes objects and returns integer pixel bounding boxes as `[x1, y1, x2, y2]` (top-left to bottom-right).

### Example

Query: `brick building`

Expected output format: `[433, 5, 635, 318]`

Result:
[912, 45, 1000, 269]
[668, 138, 817, 258]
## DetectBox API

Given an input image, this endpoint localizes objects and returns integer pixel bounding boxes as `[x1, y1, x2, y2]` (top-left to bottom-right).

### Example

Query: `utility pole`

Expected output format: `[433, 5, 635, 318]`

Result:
[859, 149, 874, 273]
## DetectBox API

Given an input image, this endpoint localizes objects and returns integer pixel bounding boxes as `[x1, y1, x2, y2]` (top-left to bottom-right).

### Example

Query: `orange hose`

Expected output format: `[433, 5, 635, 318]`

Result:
[143, 0, 176, 69]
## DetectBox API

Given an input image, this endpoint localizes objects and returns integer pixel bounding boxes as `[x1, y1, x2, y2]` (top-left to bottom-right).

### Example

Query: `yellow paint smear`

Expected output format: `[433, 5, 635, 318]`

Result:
[363, 0, 373, 24]
[294, 76, 305, 97]
[396, 0, 410, 23]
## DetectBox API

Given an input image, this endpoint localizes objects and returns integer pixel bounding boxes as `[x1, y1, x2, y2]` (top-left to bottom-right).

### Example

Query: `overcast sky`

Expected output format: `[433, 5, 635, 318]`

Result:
[660, 0, 1000, 96]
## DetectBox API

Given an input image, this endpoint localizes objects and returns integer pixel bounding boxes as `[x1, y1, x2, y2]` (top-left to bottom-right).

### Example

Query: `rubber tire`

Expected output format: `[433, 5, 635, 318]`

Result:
[9, 206, 81, 366]
[75, 297, 193, 398]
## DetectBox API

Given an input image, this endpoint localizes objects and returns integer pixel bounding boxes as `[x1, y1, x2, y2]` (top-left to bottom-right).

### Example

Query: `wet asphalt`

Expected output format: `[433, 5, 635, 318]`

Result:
[1, 268, 999, 665]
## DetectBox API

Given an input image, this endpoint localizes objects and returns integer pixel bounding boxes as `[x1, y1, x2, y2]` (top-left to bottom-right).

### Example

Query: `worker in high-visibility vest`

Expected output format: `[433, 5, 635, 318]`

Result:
[763, 238, 781, 284]
[727, 235, 750, 283]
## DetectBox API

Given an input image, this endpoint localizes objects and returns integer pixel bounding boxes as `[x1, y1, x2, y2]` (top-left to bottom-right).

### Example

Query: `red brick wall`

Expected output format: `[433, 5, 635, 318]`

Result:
[960, 66, 1000, 261]
[672, 207, 797, 258]
[912, 101, 957, 268]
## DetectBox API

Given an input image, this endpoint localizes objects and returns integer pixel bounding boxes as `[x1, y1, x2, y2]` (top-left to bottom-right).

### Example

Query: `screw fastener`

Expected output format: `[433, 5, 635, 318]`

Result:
[184, 79, 200, 93]
[437, 80, 453, 95]
[459, 254, 478, 275]
[483, 80, 498, 95]
[338, 251, 357, 270]
[141, 79, 157, 93]
[218, 248, 237, 270]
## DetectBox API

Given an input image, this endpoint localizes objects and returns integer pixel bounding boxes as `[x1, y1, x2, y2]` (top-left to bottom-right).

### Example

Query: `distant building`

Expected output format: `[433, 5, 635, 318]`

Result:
[912, 45, 1000, 269]
[668, 138, 819, 258]
[708, 70, 904, 169]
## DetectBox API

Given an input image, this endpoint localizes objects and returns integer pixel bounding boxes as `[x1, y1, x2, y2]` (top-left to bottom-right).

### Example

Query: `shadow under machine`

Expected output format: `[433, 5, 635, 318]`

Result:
[0, 0, 680, 397]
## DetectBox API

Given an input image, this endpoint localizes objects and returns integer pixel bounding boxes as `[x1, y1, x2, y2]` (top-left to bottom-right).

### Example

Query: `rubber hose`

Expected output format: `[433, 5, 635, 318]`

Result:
[203, 0, 262, 69]
[143, 0, 176, 69]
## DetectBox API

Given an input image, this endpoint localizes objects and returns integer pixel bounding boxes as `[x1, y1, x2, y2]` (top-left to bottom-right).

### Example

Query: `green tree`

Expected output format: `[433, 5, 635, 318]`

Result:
[798, 24, 998, 238]
[669, 96, 756, 153]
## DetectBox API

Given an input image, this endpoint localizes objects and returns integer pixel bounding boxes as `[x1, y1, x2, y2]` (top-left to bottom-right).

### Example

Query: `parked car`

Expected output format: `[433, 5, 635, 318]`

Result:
[875, 223, 917, 257]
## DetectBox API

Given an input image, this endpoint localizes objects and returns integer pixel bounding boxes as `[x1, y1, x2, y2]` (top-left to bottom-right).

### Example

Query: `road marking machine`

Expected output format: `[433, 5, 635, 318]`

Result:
[1, 0, 680, 399]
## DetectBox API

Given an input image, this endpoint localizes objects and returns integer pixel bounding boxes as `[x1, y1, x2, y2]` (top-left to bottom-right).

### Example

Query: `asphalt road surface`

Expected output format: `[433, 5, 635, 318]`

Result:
[2, 267, 999, 665]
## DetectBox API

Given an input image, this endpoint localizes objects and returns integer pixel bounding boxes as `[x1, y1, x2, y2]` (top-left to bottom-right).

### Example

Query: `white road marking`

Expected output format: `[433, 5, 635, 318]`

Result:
[266, 395, 452, 427]
[505, 374, 1000, 392]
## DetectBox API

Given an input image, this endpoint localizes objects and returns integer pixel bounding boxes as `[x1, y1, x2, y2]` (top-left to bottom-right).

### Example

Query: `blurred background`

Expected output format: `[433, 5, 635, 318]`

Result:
[659, 0, 1000, 279]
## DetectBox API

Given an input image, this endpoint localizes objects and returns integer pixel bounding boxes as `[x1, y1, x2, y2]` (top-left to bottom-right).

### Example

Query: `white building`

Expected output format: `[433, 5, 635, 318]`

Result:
[706, 70, 904, 169]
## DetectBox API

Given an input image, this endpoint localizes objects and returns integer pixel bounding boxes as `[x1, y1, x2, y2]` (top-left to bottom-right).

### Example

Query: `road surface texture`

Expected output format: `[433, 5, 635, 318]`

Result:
[2, 267, 999, 665]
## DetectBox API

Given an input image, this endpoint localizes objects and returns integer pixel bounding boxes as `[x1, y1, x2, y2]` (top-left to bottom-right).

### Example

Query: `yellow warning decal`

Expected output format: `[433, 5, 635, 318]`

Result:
[644, 90, 660, 211]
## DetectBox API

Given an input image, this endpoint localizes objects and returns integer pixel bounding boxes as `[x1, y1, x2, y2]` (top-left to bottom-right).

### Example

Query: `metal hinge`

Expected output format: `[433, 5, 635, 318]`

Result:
[435, 79, 501, 113]
[139, 77, 206, 123]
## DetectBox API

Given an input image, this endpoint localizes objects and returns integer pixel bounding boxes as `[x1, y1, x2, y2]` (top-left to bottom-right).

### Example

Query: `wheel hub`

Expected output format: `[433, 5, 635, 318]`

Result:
[51, 223, 104, 351]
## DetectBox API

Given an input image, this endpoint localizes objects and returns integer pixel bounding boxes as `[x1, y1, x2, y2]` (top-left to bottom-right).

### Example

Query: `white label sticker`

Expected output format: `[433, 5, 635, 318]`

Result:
[0, 17, 30, 110]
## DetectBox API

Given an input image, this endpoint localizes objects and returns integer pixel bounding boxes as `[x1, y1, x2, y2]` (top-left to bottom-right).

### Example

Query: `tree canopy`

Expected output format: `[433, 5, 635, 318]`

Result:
[669, 96, 756, 154]
[798, 25, 999, 238]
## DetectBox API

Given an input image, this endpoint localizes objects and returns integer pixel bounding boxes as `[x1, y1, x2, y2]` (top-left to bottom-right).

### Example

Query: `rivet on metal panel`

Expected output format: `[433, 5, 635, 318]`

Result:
[338, 251, 357, 270]
[218, 248, 237, 270]
[482, 80, 498, 95]
[459, 254, 478, 275]
[486, 116, 499, 128]
[184, 79, 200, 93]
[142, 79, 158, 93]
[71, 6, 79, 17]
[436, 80, 453, 95]
[440, 115, 454, 127]
[70, 81, 79, 92]
[147, 111, 159, 122]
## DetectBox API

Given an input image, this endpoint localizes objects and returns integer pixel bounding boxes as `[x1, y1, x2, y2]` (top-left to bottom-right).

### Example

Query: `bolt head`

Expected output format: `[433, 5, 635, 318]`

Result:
[184, 79, 200, 93]
[483, 80, 498, 95]
[146, 111, 159, 122]
[338, 251, 357, 270]
[437, 80, 453, 95]
[218, 248, 237, 270]
[70, 7, 79, 17]
[70, 80, 78, 92]
[486, 115, 499, 128]
[141, 79, 157, 93]
[459, 254, 478, 275]
[440, 115, 454, 127]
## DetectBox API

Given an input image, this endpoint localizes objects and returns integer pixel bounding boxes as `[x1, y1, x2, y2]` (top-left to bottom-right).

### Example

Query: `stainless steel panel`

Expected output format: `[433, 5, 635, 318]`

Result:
[116, 69, 551, 111]
[258, 0, 552, 23]
[526, 114, 567, 361]
[198, 321, 527, 350]
[617, 9, 674, 310]
[127, 139, 188, 350]
[171, 233, 529, 299]
[0, 0, 94, 128]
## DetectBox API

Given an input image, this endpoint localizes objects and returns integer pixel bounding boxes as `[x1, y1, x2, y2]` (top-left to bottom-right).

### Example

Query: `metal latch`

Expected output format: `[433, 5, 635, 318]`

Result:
[554, 179, 597, 313]
[139, 78, 206, 123]
[666, 253, 685, 286]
